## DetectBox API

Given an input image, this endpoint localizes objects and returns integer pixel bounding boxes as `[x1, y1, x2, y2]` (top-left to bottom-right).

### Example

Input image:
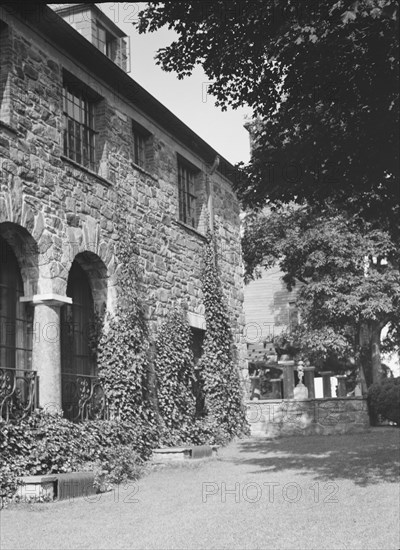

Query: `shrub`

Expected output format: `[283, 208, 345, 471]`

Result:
[0, 411, 158, 505]
[367, 377, 400, 425]
[93, 445, 144, 488]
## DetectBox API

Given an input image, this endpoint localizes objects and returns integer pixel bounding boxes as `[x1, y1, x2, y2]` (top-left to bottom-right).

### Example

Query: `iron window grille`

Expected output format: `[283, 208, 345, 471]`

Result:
[63, 82, 96, 171]
[178, 161, 197, 228]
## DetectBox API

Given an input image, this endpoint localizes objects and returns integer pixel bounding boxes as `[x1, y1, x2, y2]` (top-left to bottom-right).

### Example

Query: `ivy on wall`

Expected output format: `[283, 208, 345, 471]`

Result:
[198, 230, 248, 437]
[154, 309, 196, 430]
[96, 221, 156, 427]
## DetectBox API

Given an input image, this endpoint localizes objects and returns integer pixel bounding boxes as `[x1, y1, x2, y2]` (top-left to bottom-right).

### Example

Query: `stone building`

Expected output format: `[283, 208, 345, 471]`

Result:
[0, 2, 245, 420]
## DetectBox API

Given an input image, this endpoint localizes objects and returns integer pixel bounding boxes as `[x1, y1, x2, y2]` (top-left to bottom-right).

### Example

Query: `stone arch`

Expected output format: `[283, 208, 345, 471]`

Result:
[72, 251, 108, 315]
[65, 220, 118, 314]
[0, 222, 39, 296]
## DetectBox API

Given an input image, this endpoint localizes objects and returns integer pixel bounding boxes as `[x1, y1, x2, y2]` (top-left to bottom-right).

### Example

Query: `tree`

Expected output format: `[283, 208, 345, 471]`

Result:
[137, 1, 399, 239]
[242, 205, 400, 386]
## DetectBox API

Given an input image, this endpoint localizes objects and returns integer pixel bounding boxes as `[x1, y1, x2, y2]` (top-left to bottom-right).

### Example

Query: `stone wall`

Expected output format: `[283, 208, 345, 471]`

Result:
[247, 398, 370, 437]
[0, 5, 247, 409]
[0, 7, 245, 341]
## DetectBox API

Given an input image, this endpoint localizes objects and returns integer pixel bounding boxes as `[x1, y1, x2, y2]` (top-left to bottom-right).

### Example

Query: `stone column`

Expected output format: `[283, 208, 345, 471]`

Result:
[336, 375, 347, 397]
[270, 378, 282, 399]
[321, 371, 333, 398]
[21, 294, 72, 413]
[304, 366, 316, 399]
[281, 363, 295, 399]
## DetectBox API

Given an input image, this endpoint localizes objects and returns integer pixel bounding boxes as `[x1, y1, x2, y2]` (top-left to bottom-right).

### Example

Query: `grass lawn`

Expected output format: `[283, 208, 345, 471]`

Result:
[1, 427, 399, 550]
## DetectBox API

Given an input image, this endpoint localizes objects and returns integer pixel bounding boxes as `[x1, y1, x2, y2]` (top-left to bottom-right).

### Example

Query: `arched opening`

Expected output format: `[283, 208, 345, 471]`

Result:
[0, 235, 33, 370]
[0, 235, 34, 420]
[61, 253, 107, 420]
[62, 260, 96, 377]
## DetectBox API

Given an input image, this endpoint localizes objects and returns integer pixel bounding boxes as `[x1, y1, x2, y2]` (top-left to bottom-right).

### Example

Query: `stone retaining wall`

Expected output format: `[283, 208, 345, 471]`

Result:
[246, 398, 370, 437]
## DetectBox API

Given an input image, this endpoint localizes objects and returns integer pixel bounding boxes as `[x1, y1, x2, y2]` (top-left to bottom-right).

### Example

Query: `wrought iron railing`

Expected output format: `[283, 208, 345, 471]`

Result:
[62, 374, 108, 422]
[0, 367, 37, 422]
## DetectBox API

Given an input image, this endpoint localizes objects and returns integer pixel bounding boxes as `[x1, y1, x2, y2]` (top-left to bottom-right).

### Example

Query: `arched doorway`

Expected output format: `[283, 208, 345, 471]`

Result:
[0, 235, 34, 419]
[62, 260, 96, 377]
[61, 257, 106, 420]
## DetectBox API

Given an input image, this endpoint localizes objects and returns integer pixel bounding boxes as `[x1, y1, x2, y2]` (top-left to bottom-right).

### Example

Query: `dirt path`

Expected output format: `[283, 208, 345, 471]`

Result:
[1, 429, 399, 550]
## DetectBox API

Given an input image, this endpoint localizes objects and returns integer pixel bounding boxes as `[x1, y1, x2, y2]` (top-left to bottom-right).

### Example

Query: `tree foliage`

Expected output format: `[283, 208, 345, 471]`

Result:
[243, 205, 400, 383]
[138, 1, 399, 238]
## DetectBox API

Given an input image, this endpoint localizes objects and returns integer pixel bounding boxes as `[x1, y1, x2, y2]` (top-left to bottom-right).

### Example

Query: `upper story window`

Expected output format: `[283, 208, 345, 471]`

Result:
[96, 23, 117, 61]
[53, 4, 129, 72]
[178, 160, 198, 228]
[131, 120, 152, 171]
[0, 20, 12, 127]
[132, 126, 146, 169]
[62, 78, 97, 171]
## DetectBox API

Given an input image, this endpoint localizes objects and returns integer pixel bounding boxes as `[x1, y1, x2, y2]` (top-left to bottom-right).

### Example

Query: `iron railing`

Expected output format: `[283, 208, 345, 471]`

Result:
[0, 367, 37, 421]
[62, 374, 108, 422]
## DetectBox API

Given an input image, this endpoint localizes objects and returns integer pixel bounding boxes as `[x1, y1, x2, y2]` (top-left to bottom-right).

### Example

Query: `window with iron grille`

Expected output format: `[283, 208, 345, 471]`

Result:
[178, 161, 198, 228]
[63, 80, 97, 171]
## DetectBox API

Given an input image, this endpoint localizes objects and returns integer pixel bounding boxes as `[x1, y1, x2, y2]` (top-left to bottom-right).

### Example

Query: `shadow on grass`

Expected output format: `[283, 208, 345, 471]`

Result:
[225, 428, 400, 486]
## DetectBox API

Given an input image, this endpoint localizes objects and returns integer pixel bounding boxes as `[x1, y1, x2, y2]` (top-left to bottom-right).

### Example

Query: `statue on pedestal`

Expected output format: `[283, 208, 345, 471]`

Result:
[294, 360, 309, 400]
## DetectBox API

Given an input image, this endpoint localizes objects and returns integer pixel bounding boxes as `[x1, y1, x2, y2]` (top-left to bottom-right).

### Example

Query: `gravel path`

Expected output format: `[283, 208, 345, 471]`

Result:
[1, 428, 399, 550]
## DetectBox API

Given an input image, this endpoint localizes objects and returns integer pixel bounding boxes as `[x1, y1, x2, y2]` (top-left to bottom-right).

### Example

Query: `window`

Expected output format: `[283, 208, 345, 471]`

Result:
[178, 161, 198, 228]
[132, 125, 146, 168]
[96, 23, 117, 61]
[131, 120, 152, 171]
[190, 327, 205, 366]
[61, 260, 97, 420]
[0, 236, 32, 371]
[0, 21, 12, 126]
[63, 79, 97, 171]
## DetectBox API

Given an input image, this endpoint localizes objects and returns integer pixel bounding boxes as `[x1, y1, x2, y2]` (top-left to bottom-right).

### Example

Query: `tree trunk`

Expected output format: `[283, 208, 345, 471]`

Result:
[370, 322, 383, 384]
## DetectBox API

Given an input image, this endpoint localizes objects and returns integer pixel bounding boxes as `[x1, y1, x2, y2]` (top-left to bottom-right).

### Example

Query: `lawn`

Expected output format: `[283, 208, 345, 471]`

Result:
[1, 427, 399, 550]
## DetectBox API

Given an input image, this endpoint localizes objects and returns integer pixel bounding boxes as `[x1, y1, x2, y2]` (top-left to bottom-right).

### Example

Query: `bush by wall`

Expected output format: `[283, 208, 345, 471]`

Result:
[367, 377, 400, 425]
[0, 411, 155, 505]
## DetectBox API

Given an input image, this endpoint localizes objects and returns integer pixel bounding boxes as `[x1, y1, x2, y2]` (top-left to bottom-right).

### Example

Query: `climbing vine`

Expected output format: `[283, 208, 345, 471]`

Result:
[96, 220, 156, 430]
[199, 230, 248, 437]
[154, 308, 196, 430]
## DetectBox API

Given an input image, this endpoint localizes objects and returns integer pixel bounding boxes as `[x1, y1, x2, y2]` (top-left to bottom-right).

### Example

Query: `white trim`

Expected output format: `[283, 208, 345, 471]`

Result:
[20, 294, 73, 306]
[187, 312, 206, 330]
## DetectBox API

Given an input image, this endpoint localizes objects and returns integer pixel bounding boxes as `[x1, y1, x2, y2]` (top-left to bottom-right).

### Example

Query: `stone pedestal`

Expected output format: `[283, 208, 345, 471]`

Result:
[270, 378, 282, 399]
[321, 371, 333, 398]
[22, 294, 72, 412]
[293, 383, 308, 400]
[304, 366, 315, 399]
[250, 376, 261, 400]
[336, 375, 347, 397]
